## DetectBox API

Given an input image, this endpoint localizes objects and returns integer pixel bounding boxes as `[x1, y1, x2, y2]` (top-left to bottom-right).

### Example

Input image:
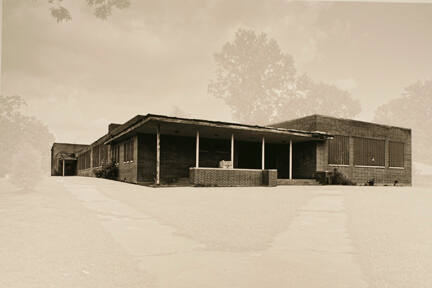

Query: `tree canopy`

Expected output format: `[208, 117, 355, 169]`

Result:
[48, 0, 130, 22]
[209, 28, 361, 125]
[374, 80, 432, 164]
[0, 95, 54, 188]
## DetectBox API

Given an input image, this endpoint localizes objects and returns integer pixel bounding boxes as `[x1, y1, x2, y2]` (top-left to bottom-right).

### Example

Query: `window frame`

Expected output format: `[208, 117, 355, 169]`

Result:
[389, 141, 405, 168]
[111, 144, 120, 165]
[353, 137, 386, 167]
[123, 138, 134, 163]
[328, 135, 350, 166]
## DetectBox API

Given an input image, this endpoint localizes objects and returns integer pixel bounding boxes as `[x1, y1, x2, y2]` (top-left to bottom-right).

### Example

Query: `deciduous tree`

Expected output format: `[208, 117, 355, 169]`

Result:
[374, 80, 432, 164]
[294, 74, 361, 120]
[0, 95, 54, 189]
[209, 29, 296, 125]
[48, 0, 130, 22]
[209, 28, 361, 125]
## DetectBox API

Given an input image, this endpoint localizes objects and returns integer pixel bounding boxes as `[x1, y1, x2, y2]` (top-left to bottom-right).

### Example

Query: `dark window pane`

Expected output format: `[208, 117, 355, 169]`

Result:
[354, 137, 385, 166]
[389, 141, 404, 167]
[328, 135, 350, 165]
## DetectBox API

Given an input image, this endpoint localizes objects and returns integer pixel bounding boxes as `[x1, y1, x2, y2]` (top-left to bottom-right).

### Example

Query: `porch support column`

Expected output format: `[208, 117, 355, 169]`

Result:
[231, 133, 234, 168]
[261, 136, 265, 170]
[62, 159, 65, 176]
[156, 124, 160, 185]
[289, 139, 293, 180]
[195, 130, 199, 168]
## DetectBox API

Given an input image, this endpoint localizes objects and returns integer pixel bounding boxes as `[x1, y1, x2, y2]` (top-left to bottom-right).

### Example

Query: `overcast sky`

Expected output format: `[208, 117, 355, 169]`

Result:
[2, 0, 432, 144]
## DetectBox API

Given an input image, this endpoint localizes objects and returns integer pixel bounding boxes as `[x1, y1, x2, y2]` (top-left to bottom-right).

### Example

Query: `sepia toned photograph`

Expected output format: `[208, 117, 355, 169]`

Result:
[1, 0, 431, 287]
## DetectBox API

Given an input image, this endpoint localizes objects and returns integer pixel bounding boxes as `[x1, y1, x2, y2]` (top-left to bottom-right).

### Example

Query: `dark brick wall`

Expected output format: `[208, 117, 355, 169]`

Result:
[292, 142, 316, 179]
[274, 115, 412, 185]
[76, 136, 138, 183]
[262, 169, 278, 186]
[117, 136, 138, 183]
[265, 143, 289, 178]
[190, 168, 277, 187]
[161, 135, 195, 180]
[137, 134, 156, 182]
[137, 134, 196, 183]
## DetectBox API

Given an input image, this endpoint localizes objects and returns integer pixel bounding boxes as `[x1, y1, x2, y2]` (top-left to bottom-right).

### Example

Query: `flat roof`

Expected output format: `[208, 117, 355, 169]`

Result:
[52, 142, 89, 147]
[272, 114, 411, 132]
[104, 114, 333, 144]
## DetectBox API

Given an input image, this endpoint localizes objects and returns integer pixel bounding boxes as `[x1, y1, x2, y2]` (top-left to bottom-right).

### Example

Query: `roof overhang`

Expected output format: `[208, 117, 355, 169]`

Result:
[104, 114, 333, 145]
[55, 152, 77, 161]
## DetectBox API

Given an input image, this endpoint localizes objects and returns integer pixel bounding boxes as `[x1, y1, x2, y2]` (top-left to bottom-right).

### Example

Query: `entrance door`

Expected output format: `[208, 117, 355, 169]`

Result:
[64, 160, 77, 176]
[265, 143, 290, 179]
[291, 142, 316, 179]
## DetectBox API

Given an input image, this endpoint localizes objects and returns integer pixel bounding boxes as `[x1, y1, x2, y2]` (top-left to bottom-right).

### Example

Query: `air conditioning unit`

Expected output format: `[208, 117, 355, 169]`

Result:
[219, 160, 232, 169]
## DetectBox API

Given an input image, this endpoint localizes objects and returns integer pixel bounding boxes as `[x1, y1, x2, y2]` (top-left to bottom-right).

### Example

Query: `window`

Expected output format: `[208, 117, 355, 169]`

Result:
[78, 155, 83, 170]
[328, 135, 350, 165]
[123, 138, 134, 162]
[354, 137, 385, 166]
[80, 155, 84, 170]
[100, 145, 108, 165]
[92, 145, 100, 167]
[111, 145, 120, 164]
[389, 141, 404, 168]
[85, 150, 91, 169]
[92, 144, 108, 167]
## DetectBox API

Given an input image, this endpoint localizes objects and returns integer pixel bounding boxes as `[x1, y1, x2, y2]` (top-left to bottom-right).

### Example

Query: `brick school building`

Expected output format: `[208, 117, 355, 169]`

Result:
[51, 114, 411, 186]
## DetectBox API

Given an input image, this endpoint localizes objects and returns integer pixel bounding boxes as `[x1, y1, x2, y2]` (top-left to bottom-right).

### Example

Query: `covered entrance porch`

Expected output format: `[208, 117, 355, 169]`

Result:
[104, 114, 330, 186]
[56, 152, 77, 176]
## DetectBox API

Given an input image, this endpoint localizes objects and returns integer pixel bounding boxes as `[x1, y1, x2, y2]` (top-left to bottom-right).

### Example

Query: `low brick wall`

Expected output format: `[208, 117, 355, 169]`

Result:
[189, 168, 277, 187]
[262, 169, 278, 187]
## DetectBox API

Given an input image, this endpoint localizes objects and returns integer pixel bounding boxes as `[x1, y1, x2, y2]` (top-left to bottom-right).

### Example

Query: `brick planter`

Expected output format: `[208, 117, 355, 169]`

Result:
[189, 167, 277, 187]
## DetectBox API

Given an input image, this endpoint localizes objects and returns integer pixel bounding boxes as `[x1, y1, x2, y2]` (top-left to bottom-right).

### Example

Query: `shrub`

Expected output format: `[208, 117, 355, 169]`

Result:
[331, 168, 356, 185]
[94, 161, 118, 180]
[366, 178, 375, 186]
[314, 171, 327, 185]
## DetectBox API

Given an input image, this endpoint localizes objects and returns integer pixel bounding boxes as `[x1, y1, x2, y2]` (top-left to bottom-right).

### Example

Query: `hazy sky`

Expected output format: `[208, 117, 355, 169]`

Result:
[2, 0, 432, 143]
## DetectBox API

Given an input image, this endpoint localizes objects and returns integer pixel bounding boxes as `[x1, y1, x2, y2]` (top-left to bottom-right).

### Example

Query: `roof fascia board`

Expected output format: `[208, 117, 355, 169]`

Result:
[105, 115, 330, 144]
[149, 116, 319, 138]
[104, 116, 152, 144]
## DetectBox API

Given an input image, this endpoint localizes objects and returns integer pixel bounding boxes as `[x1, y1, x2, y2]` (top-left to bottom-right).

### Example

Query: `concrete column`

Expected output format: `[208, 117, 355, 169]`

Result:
[289, 140, 293, 180]
[90, 148, 93, 169]
[196, 130, 200, 168]
[262, 136, 265, 170]
[156, 124, 160, 185]
[231, 133, 234, 168]
[385, 138, 389, 168]
[62, 159, 65, 176]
